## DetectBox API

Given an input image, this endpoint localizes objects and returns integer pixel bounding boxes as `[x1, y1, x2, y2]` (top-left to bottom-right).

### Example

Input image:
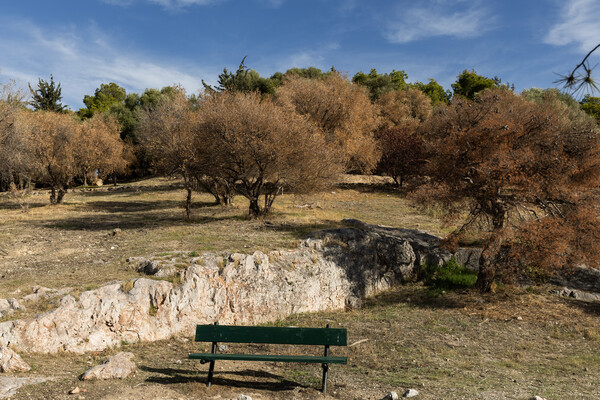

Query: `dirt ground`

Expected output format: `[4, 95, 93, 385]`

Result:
[2, 177, 600, 399]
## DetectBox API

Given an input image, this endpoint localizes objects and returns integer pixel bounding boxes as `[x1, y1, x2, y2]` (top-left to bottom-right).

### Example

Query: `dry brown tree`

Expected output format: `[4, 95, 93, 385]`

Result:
[417, 88, 600, 291]
[75, 114, 128, 186]
[0, 82, 35, 193]
[375, 88, 432, 186]
[28, 111, 80, 204]
[198, 91, 342, 217]
[275, 73, 380, 173]
[377, 87, 432, 131]
[138, 87, 202, 220]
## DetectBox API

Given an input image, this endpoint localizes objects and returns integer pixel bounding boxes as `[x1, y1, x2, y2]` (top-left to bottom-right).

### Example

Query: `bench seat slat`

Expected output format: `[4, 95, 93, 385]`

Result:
[194, 325, 347, 346]
[189, 353, 348, 364]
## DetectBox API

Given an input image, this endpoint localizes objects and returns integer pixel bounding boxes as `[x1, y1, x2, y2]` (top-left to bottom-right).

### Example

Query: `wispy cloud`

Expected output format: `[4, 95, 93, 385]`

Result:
[101, 0, 219, 9]
[0, 17, 213, 109]
[384, 1, 494, 43]
[545, 0, 600, 52]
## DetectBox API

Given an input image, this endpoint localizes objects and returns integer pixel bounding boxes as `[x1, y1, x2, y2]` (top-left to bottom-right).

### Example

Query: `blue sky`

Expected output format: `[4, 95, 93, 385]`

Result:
[0, 0, 598, 109]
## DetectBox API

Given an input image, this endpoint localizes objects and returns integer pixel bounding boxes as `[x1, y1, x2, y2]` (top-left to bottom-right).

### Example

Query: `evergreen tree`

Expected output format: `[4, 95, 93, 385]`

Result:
[28, 75, 66, 112]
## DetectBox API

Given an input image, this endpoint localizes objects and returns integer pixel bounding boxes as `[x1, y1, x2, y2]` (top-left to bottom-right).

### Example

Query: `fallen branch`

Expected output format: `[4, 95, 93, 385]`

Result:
[348, 338, 369, 347]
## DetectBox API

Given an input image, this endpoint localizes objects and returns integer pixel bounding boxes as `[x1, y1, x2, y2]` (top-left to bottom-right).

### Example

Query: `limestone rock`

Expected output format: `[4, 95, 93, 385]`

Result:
[453, 248, 482, 272]
[80, 352, 136, 380]
[0, 347, 30, 373]
[0, 221, 458, 354]
[237, 395, 252, 400]
[552, 265, 600, 293]
[0, 299, 24, 319]
[0, 377, 51, 399]
[530, 396, 546, 400]
[403, 389, 419, 398]
[382, 391, 399, 400]
[552, 287, 600, 302]
[21, 286, 71, 303]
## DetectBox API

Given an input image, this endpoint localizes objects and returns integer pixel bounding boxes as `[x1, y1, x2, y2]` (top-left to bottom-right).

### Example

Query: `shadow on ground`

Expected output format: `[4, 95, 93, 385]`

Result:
[142, 365, 302, 391]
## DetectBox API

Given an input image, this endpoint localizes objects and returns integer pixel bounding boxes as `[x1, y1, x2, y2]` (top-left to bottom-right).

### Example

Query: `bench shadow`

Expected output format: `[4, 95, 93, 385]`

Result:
[141, 366, 304, 391]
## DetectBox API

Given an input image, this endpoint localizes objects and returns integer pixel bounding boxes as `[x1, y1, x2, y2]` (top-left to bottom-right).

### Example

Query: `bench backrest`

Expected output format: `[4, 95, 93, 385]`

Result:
[194, 325, 347, 346]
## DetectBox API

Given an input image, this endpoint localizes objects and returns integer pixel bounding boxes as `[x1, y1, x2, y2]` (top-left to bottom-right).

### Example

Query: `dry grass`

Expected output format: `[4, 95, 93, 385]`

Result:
[0, 176, 448, 301]
[2, 176, 600, 399]
[10, 284, 600, 400]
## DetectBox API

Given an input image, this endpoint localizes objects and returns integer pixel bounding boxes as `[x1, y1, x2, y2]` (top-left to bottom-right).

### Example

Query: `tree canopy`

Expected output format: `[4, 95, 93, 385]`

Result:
[198, 91, 342, 217]
[28, 75, 66, 112]
[451, 70, 500, 100]
[276, 73, 380, 173]
[352, 68, 407, 100]
[418, 89, 600, 291]
[78, 82, 127, 119]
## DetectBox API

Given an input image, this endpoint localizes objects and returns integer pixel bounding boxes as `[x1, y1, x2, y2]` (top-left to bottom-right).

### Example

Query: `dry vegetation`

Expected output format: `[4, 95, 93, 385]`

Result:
[2, 177, 600, 399]
[9, 285, 600, 399]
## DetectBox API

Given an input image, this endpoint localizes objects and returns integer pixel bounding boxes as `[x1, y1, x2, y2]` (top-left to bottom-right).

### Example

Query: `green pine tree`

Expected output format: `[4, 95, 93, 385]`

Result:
[29, 75, 66, 112]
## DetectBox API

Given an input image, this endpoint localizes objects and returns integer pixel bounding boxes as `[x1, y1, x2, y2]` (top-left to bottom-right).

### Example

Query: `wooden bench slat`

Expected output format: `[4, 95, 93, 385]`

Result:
[188, 353, 348, 364]
[194, 325, 347, 346]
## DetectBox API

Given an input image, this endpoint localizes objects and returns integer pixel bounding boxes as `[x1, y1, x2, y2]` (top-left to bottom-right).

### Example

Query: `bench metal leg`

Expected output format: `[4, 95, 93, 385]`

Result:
[207, 358, 216, 387]
[207, 322, 218, 387]
[322, 324, 330, 394]
[321, 362, 329, 394]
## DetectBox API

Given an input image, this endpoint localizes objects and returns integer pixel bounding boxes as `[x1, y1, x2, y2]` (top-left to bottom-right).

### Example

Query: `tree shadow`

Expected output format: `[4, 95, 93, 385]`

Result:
[336, 181, 402, 194]
[141, 365, 303, 391]
[259, 220, 344, 239]
[362, 284, 473, 311]
[0, 201, 47, 211]
[84, 200, 185, 213]
[559, 296, 600, 317]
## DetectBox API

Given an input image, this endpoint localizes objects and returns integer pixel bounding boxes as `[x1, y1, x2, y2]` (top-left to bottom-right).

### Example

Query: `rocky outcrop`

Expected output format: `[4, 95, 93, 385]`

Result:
[0, 299, 24, 319]
[0, 347, 30, 373]
[0, 377, 51, 399]
[80, 352, 136, 380]
[0, 221, 463, 354]
[551, 265, 600, 294]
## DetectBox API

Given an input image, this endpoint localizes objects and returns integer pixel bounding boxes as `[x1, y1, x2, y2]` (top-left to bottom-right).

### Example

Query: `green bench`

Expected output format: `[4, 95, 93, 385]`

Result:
[189, 322, 348, 393]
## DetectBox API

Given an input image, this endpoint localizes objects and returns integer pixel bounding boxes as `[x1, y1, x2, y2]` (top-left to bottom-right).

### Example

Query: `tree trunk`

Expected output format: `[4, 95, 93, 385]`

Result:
[50, 187, 57, 205]
[475, 230, 503, 292]
[185, 186, 192, 221]
[475, 204, 507, 292]
[56, 187, 66, 204]
[248, 197, 262, 218]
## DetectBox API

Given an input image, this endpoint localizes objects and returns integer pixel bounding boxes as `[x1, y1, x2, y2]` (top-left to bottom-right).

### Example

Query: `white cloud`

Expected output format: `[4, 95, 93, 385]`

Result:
[0, 17, 214, 109]
[545, 0, 600, 52]
[101, 0, 221, 9]
[148, 0, 216, 7]
[385, 2, 494, 43]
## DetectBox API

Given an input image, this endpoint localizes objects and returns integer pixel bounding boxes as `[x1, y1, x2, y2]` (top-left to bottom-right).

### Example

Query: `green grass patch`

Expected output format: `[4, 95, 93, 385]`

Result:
[422, 258, 477, 294]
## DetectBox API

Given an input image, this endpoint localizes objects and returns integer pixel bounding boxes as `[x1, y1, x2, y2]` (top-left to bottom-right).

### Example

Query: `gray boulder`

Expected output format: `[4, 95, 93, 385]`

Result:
[80, 352, 136, 380]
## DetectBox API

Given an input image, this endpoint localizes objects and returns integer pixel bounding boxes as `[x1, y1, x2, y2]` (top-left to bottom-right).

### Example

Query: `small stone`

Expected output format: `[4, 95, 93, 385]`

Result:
[237, 395, 252, 400]
[516, 316, 523, 321]
[381, 391, 399, 400]
[69, 387, 81, 394]
[218, 344, 229, 352]
[530, 397, 546, 400]
[112, 228, 121, 236]
[403, 389, 419, 398]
